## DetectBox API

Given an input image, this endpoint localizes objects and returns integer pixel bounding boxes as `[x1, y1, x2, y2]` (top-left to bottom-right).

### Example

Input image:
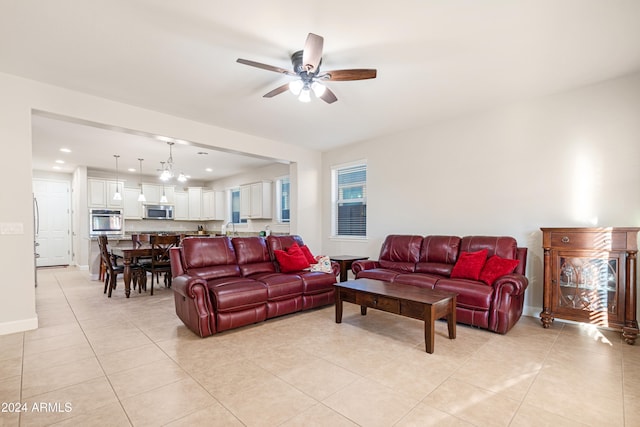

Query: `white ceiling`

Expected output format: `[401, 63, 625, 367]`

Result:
[3, 1, 640, 178]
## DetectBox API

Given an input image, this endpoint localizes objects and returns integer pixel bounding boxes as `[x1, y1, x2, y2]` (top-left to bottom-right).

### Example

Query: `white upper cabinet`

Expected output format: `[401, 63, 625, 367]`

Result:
[174, 191, 188, 220]
[123, 187, 142, 219]
[141, 184, 175, 205]
[88, 178, 123, 209]
[240, 181, 272, 219]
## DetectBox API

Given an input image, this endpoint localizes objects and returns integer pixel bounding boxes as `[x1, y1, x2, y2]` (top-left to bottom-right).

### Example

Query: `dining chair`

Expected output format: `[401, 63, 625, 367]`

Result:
[143, 234, 180, 295]
[99, 235, 145, 297]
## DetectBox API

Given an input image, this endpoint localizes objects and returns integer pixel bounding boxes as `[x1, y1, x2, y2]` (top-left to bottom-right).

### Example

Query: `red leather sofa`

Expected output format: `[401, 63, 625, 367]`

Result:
[169, 235, 338, 337]
[351, 235, 528, 334]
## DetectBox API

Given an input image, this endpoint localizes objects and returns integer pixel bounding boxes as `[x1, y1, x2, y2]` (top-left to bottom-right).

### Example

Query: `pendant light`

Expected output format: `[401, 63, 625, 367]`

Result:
[137, 158, 146, 202]
[159, 161, 168, 203]
[113, 154, 122, 201]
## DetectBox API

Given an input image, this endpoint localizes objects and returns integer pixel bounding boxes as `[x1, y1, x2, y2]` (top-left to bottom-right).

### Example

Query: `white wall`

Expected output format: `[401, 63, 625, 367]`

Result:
[0, 71, 323, 335]
[322, 72, 640, 317]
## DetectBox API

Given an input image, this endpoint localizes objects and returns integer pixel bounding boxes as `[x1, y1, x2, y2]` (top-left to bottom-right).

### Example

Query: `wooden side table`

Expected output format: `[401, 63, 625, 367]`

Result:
[329, 255, 369, 282]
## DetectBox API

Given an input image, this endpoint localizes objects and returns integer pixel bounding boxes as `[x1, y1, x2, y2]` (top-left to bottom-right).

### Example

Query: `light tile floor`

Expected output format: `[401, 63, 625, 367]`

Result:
[1, 266, 639, 426]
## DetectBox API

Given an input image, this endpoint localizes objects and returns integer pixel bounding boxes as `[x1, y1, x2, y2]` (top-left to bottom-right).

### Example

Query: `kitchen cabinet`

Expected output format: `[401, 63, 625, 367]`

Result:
[540, 227, 639, 344]
[202, 190, 225, 220]
[240, 181, 272, 219]
[88, 178, 124, 208]
[174, 191, 188, 220]
[141, 184, 175, 204]
[123, 187, 142, 219]
[188, 187, 202, 220]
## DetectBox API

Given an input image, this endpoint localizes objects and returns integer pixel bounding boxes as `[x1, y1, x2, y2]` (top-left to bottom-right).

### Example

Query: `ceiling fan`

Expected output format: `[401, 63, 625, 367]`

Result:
[237, 33, 377, 104]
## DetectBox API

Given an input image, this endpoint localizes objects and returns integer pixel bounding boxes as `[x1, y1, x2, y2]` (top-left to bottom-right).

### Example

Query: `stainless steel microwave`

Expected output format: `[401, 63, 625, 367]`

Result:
[89, 209, 124, 236]
[144, 204, 174, 220]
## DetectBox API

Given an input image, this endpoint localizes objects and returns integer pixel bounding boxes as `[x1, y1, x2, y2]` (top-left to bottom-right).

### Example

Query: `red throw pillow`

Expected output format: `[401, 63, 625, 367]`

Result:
[274, 248, 310, 272]
[450, 249, 488, 280]
[299, 245, 317, 264]
[479, 255, 520, 286]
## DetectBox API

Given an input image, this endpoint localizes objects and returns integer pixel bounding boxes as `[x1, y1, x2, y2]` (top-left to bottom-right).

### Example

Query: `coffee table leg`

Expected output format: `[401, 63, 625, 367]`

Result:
[447, 297, 456, 339]
[360, 306, 367, 315]
[335, 290, 343, 323]
[425, 304, 435, 354]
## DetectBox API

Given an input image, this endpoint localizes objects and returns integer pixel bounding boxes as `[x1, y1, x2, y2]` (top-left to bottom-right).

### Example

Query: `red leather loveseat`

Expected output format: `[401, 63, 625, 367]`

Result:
[169, 235, 338, 337]
[352, 235, 528, 334]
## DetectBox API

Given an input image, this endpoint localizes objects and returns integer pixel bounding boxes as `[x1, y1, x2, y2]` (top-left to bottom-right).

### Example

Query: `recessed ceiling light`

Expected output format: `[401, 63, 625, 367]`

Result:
[59, 148, 71, 153]
[156, 136, 172, 143]
[205, 168, 213, 172]
[55, 159, 65, 164]
[175, 139, 188, 145]
[128, 168, 136, 172]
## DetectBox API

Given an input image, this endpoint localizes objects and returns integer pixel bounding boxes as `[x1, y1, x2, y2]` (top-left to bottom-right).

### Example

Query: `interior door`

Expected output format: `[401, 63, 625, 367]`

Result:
[33, 179, 71, 267]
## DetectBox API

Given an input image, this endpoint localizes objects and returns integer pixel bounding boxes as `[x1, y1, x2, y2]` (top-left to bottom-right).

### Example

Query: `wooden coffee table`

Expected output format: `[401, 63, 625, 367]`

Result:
[334, 278, 457, 353]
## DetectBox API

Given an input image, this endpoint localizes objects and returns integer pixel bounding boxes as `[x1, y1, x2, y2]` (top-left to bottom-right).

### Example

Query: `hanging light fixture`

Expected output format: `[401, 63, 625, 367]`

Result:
[113, 154, 122, 201]
[159, 161, 168, 203]
[137, 158, 146, 202]
[159, 141, 187, 182]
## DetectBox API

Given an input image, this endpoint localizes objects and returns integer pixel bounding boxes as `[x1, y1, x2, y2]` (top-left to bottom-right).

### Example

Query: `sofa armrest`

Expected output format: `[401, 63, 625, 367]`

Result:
[172, 274, 215, 337]
[490, 273, 529, 334]
[351, 260, 380, 275]
[330, 261, 340, 277]
[493, 273, 528, 296]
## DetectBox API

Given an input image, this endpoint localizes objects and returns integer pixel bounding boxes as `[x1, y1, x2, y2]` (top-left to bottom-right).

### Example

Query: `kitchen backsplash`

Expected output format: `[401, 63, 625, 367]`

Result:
[123, 219, 290, 235]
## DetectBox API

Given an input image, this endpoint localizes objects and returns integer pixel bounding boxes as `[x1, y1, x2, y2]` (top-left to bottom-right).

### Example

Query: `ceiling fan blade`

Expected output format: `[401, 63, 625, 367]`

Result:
[323, 69, 377, 81]
[236, 58, 295, 76]
[263, 83, 290, 98]
[302, 33, 324, 72]
[319, 86, 338, 104]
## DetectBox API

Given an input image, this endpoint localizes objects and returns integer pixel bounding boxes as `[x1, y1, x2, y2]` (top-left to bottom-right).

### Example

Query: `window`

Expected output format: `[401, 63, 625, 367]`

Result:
[276, 176, 290, 223]
[332, 162, 366, 237]
[230, 189, 247, 224]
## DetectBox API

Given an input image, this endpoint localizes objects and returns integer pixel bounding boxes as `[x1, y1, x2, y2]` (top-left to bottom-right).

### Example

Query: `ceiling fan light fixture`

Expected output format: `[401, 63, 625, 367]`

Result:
[311, 81, 326, 97]
[298, 88, 311, 103]
[177, 172, 188, 182]
[289, 79, 303, 96]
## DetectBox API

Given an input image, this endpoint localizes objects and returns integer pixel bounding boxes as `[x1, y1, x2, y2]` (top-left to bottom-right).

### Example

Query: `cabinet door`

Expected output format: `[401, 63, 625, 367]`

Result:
[214, 191, 225, 220]
[552, 250, 624, 325]
[106, 181, 123, 208]
[88, 179, 107, 207]
[202, 190, 214, 220]
[162, 186, 175, 204]
[123, 187, 142, 219]
[251, 182, 272, 219]
[188, 187, 202, 220]
[239, 185, 251, 219]
[174, 191, 189, 220]
[141, 184, 162, 205]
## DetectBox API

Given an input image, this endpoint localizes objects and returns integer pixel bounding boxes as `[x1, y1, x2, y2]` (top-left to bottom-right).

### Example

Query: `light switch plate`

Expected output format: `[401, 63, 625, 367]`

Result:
[0, 222, 24, 235]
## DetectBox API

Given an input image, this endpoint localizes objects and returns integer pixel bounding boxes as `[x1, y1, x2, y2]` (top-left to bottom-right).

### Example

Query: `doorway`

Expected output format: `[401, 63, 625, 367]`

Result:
[33, 178, 71, 267]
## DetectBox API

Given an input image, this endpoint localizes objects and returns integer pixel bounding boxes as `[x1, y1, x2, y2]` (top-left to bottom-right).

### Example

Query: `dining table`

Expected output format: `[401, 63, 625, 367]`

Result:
[110, 244, 154, 298]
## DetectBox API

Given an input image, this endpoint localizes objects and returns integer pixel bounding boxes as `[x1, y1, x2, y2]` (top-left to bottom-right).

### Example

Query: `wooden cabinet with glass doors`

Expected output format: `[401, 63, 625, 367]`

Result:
[540, 227, 639, 344]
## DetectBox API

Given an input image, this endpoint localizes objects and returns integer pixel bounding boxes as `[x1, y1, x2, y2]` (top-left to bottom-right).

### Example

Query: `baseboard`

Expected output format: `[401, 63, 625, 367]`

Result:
[77, 264, 89, 271]
[523, 304, 541, 318]
[0, 316, 38, 336]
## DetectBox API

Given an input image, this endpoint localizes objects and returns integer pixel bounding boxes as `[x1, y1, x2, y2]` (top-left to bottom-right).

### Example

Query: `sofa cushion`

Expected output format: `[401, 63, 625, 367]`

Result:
[434, 278, 494, 311]
[298, 271, 336, 294]
[377, 235, 423, 273]
[356, 268, 401, 282]
[248, 272, 303, 300]
[451, 249, 488, 280]
[300, 245, 317, 264]
[310, 255, 332, 273]
[393, 273, 438, 289]
[208, 278, 267, 311]
[182, 237, 241, 280]
[479, 255, 520, 286]
[415, 235, 461, 276]
[460, 236, 517, 259]
[274, 245, 310, 272]
[232, 237, 277, 276]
